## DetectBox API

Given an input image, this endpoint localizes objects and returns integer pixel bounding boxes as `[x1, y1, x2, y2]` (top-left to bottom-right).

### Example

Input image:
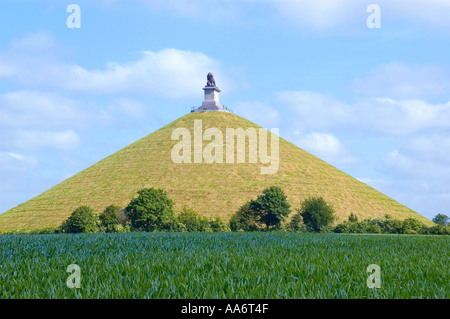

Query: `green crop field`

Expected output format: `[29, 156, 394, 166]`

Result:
[0, 232, 448, 299]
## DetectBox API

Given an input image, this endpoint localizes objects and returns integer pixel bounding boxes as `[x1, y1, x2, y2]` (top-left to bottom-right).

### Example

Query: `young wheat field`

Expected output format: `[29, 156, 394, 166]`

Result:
[0, 232, 448, 299]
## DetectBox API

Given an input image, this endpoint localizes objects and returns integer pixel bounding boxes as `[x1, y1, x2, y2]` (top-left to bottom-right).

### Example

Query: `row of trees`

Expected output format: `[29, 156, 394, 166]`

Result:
[229, 187, 335, 232]
[59, 186, 333, 233]
[60, 188, 230, 233]
[229, 187, 450, 234]
[59, 186, 449, 235]
[61, 205, 127, 233]
[333, 214, 450, 235]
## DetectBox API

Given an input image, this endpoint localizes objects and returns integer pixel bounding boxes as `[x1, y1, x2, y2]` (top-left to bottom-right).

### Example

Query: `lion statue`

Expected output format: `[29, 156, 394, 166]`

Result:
[206, 72, 216, 87]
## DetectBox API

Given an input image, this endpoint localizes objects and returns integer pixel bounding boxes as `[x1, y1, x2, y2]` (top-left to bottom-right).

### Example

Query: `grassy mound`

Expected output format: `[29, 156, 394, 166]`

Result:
[0, 111, 430, 231]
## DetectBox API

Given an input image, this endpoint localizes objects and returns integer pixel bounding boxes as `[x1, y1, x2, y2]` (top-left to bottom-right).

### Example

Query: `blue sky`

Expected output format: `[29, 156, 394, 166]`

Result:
[1, 0, 450, 220]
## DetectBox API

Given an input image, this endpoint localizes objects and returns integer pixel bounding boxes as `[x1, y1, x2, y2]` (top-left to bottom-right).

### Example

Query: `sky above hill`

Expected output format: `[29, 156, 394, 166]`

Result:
[1, 0, 449, 220]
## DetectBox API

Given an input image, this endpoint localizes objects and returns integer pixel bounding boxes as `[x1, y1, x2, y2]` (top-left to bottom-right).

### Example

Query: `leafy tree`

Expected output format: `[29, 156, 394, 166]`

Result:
[99, 205, 122, 233]
[61, 206, 98, 233]
[432, 214, 449, 226]
[300, 197, 335, 232]
[229, 202, 259, 231]
[250, 186, 291, 230]
[124, 188, 175, 231]
[348, 213, 358, 223]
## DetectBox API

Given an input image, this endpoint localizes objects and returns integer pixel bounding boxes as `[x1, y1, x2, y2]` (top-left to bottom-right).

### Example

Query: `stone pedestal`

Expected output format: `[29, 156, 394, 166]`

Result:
[195, 86, 224, 112]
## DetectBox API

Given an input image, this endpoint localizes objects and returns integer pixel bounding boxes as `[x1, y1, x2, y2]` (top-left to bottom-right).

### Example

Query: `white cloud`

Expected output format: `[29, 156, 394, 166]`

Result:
[357, 177, 391, 186]
[381, 134, 450, 179]
[361, 98, 450, 135]
[355, 176, 450, 220]
[353, 62, 450, 99]
[279, 90, 450, 135]
[267, 0, 363, 31]
[298, 132, 341, 154]
[267, 0, 450, 31]
[393, 0, 450, 29]
[279, 91, 353, 131]
[296, 132, 359, 165]
[234, 101, 280, 128]
[382, 148, 450, 179]
[0, 152, 38, 172]
[11, 130, 81, 151]
[403, 135, 450, 165]
[9, 32, 57, 52]
[63, 49, 229, 97]
[107, 98, 149, 119]
[135, 0, 252, 25]
[0, 34, 230, 98]
[0, 32, 64, 82]
[0, 58, 15, 78]
[102, 0, 450, 32]
[0, 91, 104, 129]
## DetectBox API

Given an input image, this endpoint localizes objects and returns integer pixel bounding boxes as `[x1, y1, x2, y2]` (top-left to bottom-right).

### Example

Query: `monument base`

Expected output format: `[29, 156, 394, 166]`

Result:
[194, 86, 226, 112]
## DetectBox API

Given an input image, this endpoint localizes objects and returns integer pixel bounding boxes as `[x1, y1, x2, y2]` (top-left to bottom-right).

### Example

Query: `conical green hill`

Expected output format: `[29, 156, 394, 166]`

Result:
[0, 111, 430, 231]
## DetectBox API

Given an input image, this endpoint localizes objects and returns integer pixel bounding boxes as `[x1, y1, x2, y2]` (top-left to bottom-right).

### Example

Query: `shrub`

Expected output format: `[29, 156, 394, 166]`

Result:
[369, 216, 402, 234]
[250, 186, 291, 230]
[124, 188, 175, 231]
[288, 212, 306, 232]
[367, 222, 382, 234]
[99, 205, 122, 233]
[158, 217, 185, 232]
[334, 222, 352, 233]
[300, 197, 335, 232]
[177, 206, 202, 232]
[334, 216, 433, 235]
[401, 218, 425, 234]
[176, 207, 226, 232]
[348, 213, 358, 223]
[156, 217, 186, 232]
[198, 217, 212, 232]
[334, 219, 380, 234]
[209, 217, 230, 232]
[229, 202, 259, 231]
[426, 225, 450, 235]
[30, 227, 57, 234]
[61, 206, 98, 233]
[383, 218, 404, 234]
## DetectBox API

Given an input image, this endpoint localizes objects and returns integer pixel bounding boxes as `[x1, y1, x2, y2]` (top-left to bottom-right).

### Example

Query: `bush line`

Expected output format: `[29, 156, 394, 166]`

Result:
[2, 186, 449, 235]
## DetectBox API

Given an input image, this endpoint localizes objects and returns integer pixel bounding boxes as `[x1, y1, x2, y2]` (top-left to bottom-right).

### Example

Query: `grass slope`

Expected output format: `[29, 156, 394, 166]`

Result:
[0, 111, 430, 231]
